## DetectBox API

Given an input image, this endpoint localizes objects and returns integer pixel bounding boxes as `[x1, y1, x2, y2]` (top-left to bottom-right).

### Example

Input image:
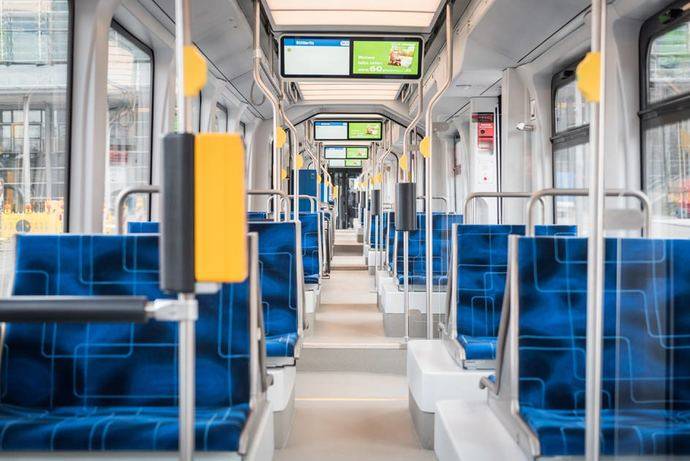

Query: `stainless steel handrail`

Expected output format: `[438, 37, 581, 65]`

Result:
[416, 195, 449, 211]
[463, 192, 545, 225]
[525, 188, 652, 236]
[116, 185, 160, 234]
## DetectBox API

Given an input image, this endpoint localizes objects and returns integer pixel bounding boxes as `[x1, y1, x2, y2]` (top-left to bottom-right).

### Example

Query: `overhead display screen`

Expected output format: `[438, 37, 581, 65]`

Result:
[324, 146, 369, 160]
[324, 146, 347, 159]
[351, 40, 421, 78]
[348, 121, 382, 140]
[314, 120, 382, 141]
[314, 121, 348, 141]
[281, 36, 422, 80]
[282, 38, 350, 77]
[346, 147, 369, 159]
[345, 159, 363, 167]
[328, 159, 346, 168]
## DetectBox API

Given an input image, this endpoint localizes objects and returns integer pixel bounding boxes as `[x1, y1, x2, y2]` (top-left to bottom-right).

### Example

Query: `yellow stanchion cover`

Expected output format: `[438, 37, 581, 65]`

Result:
[195, 133, 248, 282]
[296, 153, 304, 169]
[276, 127, 287, 149]
[420, 137, 431, 158]
[399, 153, 409, 172]
[576, 52, 601, 103]
[184, 46, 207, 97]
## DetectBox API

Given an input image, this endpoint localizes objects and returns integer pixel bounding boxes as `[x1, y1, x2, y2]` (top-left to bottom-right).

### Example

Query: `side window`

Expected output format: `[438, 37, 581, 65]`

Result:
[551, 65, 590, 225]
[0, 0, 71, 235]
[212, 103, 228, 132]
[104, 23, 153, 233]
[641, 6, 690, 235]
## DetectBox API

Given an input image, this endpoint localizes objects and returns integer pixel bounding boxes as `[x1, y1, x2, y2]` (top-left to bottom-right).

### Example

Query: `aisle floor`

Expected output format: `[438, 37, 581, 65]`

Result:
[276, 229, 431, 460]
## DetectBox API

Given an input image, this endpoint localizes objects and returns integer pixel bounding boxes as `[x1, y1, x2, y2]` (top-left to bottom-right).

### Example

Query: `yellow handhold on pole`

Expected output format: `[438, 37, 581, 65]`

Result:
[276, 126, 287, 149]
[317, 174, 322, 184]
[420, 136, 431, 158]
[184, 46, 208, 97]
[576, 51, 601, 103]
[400, 153, 409, 172]
[374, 173, 383, 185]
[333, 185, 339, 197]
[296, 153, 304, 169]
[281, 168, 288, 180]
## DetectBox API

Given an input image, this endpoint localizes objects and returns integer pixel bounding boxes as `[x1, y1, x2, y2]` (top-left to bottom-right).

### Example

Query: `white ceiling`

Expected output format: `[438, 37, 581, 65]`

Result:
[298, 82, 402, 101]
[263, 0, 444, 32]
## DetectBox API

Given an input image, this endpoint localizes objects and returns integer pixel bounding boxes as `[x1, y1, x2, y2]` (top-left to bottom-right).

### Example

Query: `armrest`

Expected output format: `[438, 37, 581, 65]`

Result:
[0, 296, 149, 323]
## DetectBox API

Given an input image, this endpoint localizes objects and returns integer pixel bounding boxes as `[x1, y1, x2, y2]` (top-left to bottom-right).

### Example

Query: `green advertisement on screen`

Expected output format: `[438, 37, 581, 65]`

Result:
[345, 159, 363, 167]
[346, 147, 369, 159]
[352, 40, 420, 77]
[348, 122, 382, 140]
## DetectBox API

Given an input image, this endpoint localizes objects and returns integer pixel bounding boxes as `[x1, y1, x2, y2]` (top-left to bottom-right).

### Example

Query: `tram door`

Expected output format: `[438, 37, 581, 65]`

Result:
[330, 168, 361, 229]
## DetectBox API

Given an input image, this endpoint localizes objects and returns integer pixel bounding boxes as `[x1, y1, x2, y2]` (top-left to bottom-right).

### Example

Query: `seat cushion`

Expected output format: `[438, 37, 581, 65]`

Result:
[521, 407, 690, 457]
[0, 404, 249, 451]
[458, 335, 496, 361]
[305, 274, 319, 285]
[266, 332, 298, 357]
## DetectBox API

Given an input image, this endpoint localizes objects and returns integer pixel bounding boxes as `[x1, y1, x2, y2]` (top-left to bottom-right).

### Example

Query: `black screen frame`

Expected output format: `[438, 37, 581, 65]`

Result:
[314, 119, 384, 141]
[280, 35, 424, 80]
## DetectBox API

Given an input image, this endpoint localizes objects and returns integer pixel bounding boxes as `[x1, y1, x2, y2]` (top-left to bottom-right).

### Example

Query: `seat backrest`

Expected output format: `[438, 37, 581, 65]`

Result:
[127, 221, 160, 233]
[299, 212, 320, 280]
[517, 236, 690, 413]
[396, 213, 464, 282]
[455, 225, 525, 341]
[248, 222, 300, 340]
[385, 211, 396, 267]
[6, 234, 250, 410]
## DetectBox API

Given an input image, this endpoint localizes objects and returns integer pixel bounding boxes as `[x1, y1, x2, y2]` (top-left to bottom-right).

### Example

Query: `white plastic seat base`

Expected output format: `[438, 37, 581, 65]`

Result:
[267, 366, 297, 449]
[407, 340, 488, 413]
[381, 286, 446, 314]
[434, 400, 527, 461]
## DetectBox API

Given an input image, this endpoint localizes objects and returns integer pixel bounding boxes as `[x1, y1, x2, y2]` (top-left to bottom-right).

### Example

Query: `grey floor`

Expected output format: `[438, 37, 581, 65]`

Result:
[275, 230, 433, 461]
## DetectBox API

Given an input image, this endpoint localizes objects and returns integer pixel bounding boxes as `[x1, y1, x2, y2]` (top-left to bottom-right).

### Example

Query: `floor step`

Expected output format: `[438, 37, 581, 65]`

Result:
[298, 344, 407, 375]
[334, 243, 364, 256]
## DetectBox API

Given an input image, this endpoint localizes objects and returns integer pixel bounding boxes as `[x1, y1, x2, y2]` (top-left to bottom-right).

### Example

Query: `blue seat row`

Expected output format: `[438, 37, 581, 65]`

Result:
[516, 236, 690, 457]
[453, 224, 576, 364]
[2, 234, 252, 452]
[394, 213, 464, 286]
[128, 221, 302, 360]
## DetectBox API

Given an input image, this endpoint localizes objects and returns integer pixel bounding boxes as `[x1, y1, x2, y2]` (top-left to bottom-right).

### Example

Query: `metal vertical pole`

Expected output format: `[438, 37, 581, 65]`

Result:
[21, 96, 31, 207]
[279, 103, 299, 221]
[174, 1, 194, 460]
[253, 0, 281, 221]
[403, 231, 410, 340]
[585, 1, 606, 460]
[424, 2, 453, 339]
[375, 215, 380, 270]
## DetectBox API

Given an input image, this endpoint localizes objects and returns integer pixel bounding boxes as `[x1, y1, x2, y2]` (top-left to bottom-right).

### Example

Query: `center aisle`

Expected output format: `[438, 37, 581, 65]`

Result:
[275, 229, 433, 461]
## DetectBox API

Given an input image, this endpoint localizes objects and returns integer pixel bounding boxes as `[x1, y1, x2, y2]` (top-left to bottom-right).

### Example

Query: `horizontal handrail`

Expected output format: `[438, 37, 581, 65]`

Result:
[463, 192, 545, 225]
[116, 185, 160, 234]
[0, 296, 149, 323]
[286, 194, 317, 213]
[416, 195, 448, 211]
[526, 188, 652, 236]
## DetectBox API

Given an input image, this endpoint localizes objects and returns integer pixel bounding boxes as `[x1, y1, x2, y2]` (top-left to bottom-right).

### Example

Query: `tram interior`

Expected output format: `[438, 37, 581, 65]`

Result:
[0, 0, 689, 460]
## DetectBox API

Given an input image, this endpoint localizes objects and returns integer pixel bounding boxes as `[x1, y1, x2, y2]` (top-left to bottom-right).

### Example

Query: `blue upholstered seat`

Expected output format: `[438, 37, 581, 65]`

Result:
[385, 211, 396, 268]
[2, 234, 251, 452]
[299, 212, 320, 284]
[517, 236, 690, 457]
[127, 221, 159, 233]
[249, 222, 300, 358]
[454, 224, 575, 362]
[395, 213, 463, 286]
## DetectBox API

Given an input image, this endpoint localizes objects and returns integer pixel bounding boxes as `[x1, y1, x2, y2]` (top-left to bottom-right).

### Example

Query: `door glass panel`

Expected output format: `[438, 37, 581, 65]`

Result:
[648, 21, 690, 104]
[104, 25, 153, 233]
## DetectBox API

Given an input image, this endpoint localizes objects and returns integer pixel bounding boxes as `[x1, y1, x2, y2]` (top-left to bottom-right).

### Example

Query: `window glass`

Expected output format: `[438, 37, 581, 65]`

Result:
[0, 0, 70, 236]
[211, 104, 228, 132]
[554, 79, 589, 133]
[643, 115, 690, 235]
[648, 21, 690, 104]
[553, 142, 589, 226]
[104, 25, 152, 234]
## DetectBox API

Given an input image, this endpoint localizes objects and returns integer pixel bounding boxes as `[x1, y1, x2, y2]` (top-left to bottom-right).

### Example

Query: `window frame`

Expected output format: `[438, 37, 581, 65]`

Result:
[215, 102, 229, 132]
[639, 1, 690, 219]
[107, 20, 155, 223]
[551, 57, 589, 224]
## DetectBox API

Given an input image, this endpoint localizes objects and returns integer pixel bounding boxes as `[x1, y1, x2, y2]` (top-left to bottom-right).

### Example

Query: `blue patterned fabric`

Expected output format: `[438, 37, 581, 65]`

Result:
[249, 222, 299, 358]
[247, 211, 270, 221]
[127, 221, 160, 234]
[299, 213, 320, 284]
[3, 234, 251, 452]
[395, 213, 464, 286]
[455, 225, 525, 361]
[517, 237, 690, 456]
